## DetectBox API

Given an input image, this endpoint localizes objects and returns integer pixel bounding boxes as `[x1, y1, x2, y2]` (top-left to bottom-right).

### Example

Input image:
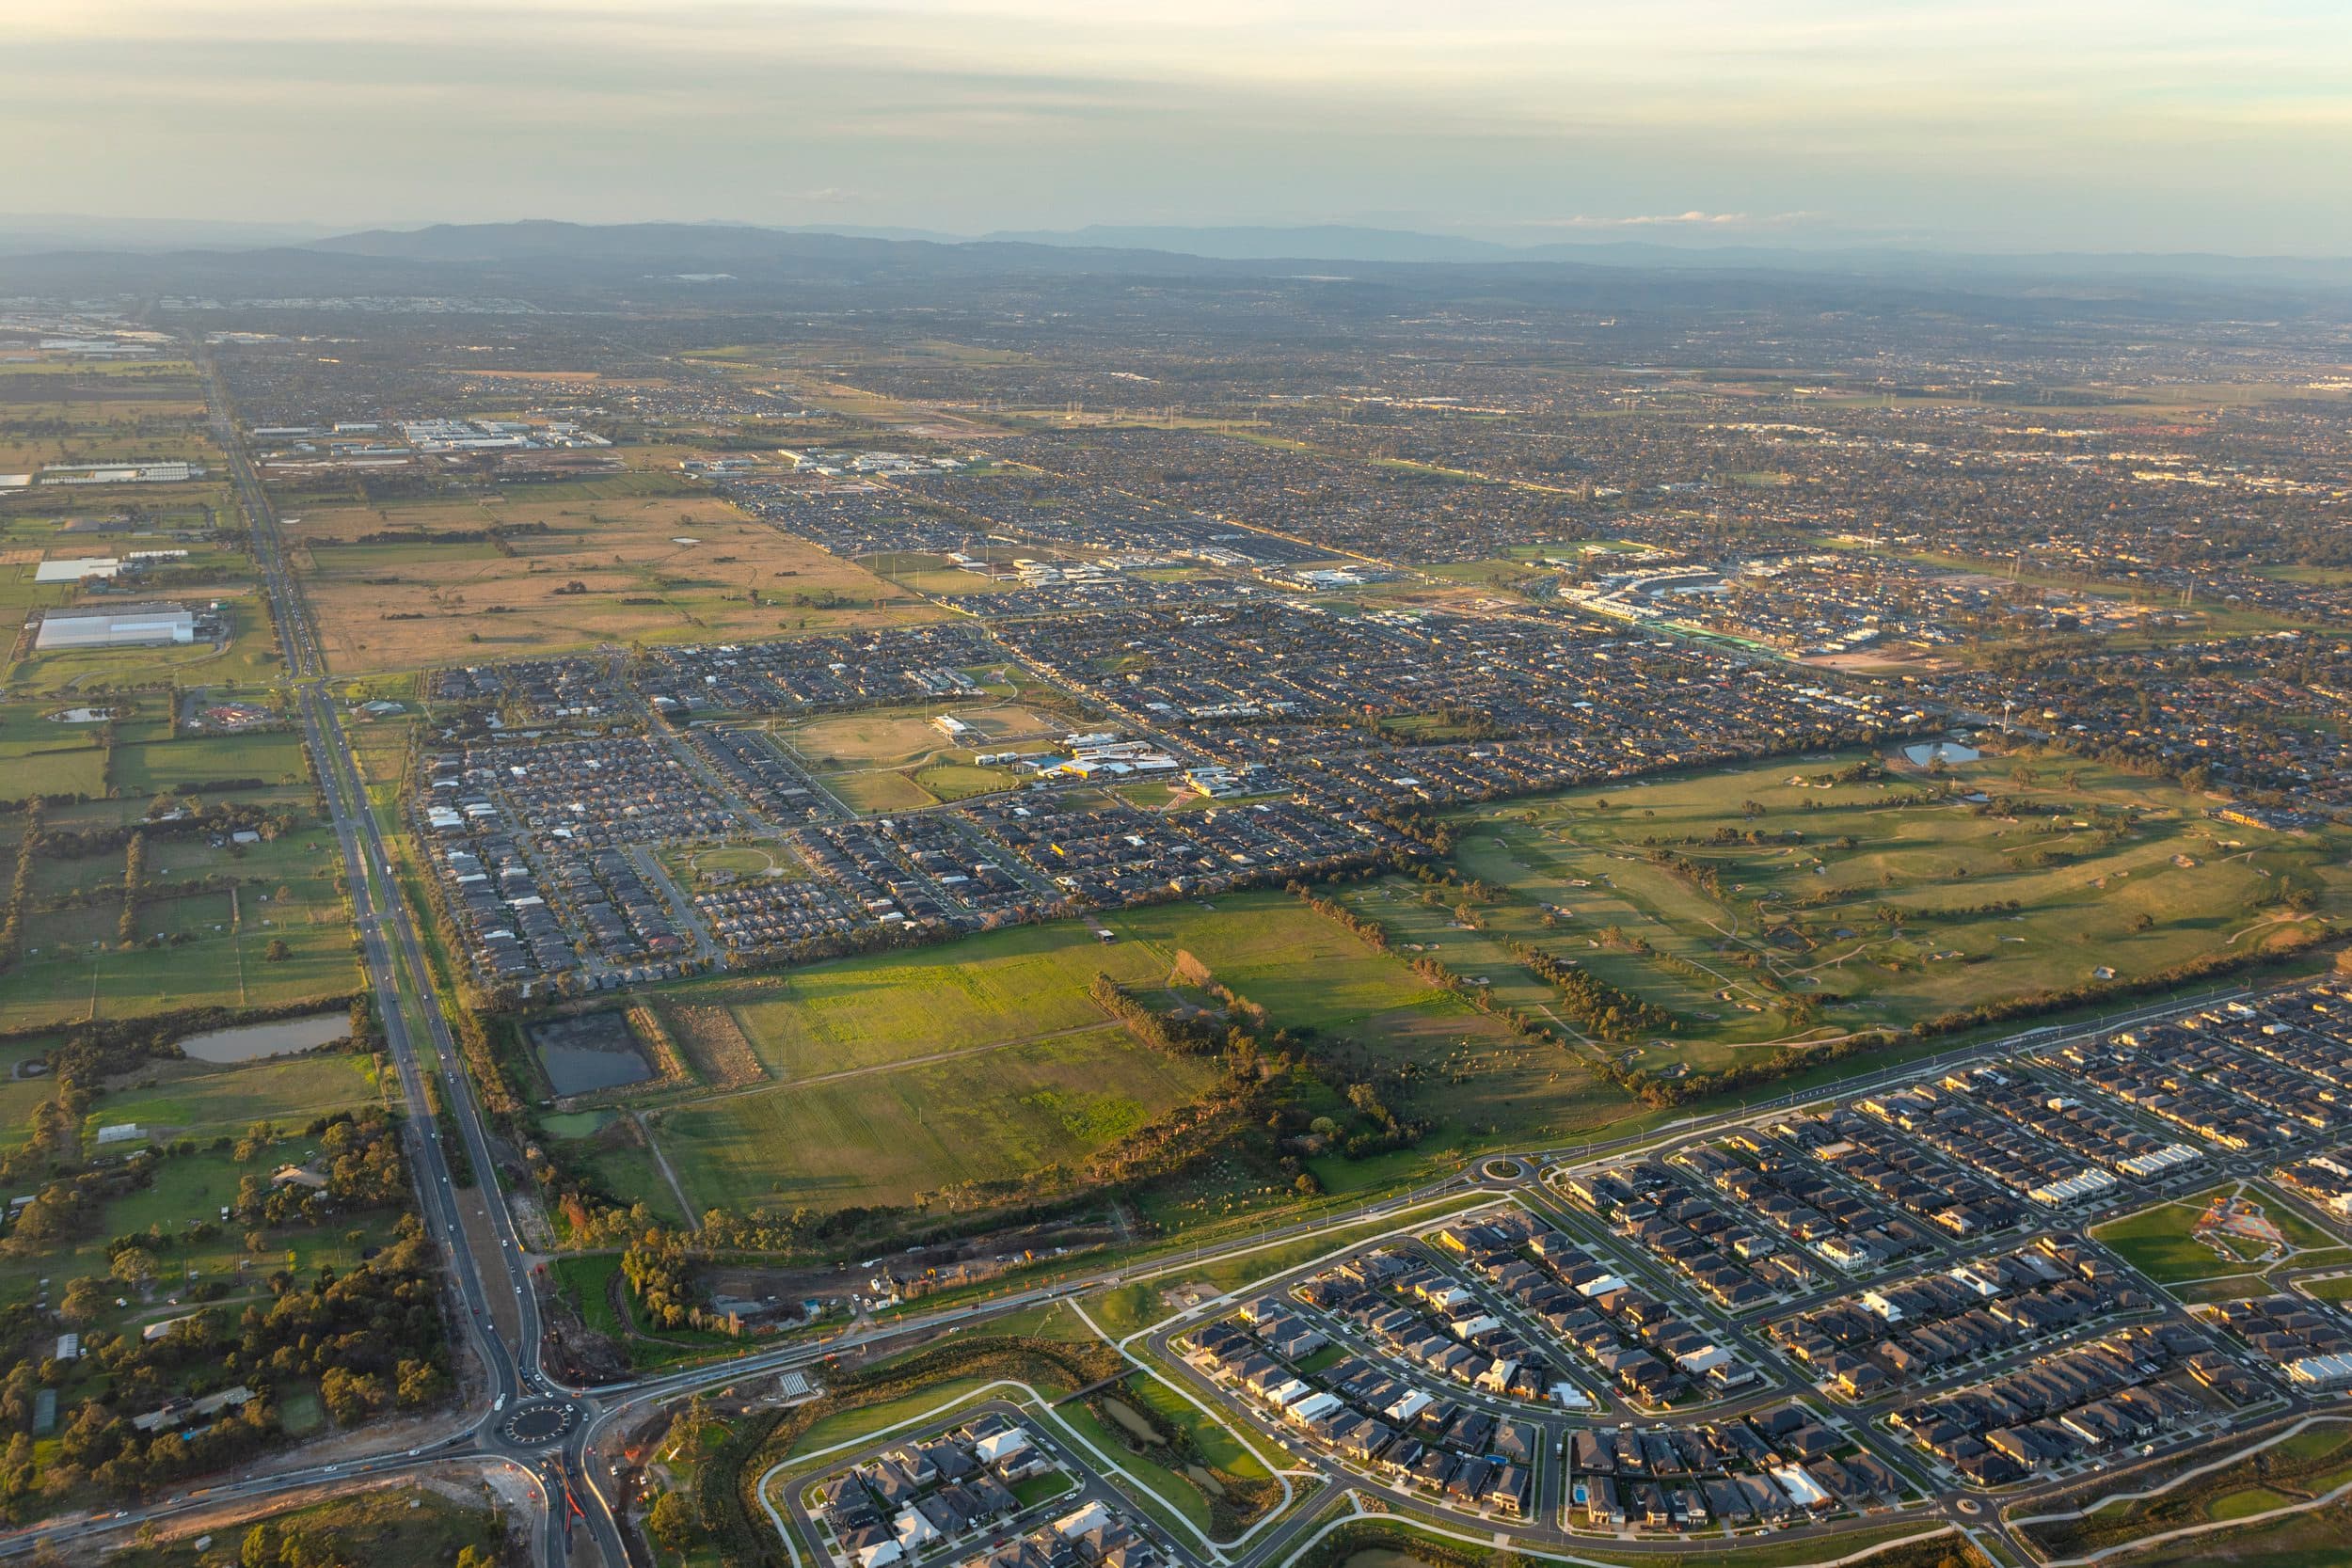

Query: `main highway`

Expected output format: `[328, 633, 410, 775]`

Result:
[0, 352, 2303, 1567]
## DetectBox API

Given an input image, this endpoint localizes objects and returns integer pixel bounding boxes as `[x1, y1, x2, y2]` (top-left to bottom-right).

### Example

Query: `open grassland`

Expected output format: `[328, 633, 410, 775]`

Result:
[758, 698, 1059, 810]
[651, 1024, 1222, 1212]
[656, 892, 1556, 1085]
[109, 726, 311, 793]
[282, 491, 938, 673]
[0, 701, 110, 797]
[633, 892, 1618, 1216]
[668, 921, 1175, 1082]
[0, 357, 218, 471]
[1405, 748, 2350, 1076]
[90, 1051, 381, 1142]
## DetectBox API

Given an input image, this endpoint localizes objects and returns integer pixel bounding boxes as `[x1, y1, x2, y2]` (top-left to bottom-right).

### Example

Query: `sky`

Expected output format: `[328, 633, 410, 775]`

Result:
[11, 0, 2352, 254]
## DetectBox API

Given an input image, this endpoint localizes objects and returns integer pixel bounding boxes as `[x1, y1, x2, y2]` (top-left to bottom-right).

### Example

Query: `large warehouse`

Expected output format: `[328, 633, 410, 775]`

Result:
[33, 601, 197, 651]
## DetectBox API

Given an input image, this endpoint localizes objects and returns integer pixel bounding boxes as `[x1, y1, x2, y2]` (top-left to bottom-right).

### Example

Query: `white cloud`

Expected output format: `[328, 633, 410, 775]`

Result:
[2, 1, 2346, 250]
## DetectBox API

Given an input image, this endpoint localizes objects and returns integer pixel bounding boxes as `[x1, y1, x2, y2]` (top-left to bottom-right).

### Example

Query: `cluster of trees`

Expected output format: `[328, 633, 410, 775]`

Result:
[1361, 805, 1455, 854]
[619, 1228, 735, 1335]
[0, 1085, 441, 1513]
[8, 1213, 448, 1504]
[1644, 847, 1725, 899]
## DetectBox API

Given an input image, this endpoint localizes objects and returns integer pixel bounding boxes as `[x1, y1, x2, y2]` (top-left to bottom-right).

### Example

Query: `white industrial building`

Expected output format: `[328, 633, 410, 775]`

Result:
[34, 601, 196, 650]
[33, 557, 120, 582]
[37, 460, 205, 484]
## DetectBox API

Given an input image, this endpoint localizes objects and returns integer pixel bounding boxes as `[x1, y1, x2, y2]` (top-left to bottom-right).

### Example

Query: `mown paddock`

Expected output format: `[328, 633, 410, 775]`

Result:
[0, 832, 355, 1029]
[108, 727, 311, 793]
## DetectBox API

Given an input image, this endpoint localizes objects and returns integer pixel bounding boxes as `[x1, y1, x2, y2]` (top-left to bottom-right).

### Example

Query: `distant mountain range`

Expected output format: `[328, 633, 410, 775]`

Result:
[2, 215, 2347, 314]
[6, 212, 2349, 291]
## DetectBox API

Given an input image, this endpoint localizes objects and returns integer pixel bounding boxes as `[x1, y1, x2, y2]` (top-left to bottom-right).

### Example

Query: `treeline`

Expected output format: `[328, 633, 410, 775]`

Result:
[320, 521, 552, 547]
[1288, 884, 1391, 951]
[1512, 942, 1676, 1040]
[0, 801, 37, 968]
[118, 831, 145, 943]
[1890, 898, 2024, 923]
[1089, 974, 1239, 1056]
[32, 798, 307, 862]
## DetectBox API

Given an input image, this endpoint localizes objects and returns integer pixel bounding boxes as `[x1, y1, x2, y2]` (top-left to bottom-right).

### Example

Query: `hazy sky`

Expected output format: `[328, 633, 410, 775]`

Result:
[13, 0, 2351, 252]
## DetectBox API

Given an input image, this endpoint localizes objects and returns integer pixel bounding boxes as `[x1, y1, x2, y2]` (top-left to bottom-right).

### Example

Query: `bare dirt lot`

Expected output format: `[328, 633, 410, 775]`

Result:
[286, 492, 939, 673]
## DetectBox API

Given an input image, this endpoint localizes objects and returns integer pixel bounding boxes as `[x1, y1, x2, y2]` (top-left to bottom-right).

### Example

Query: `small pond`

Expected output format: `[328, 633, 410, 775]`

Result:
[1901, 739, 1980, 768]
[531, 1012, 655, 1096]
[179, 1011, 350, 1064]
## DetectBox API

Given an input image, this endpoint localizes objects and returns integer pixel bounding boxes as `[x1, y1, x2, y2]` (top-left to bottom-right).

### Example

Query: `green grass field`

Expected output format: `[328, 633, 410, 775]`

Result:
[630, 892, 1620, 1217]
[2095, 1182, 2352, 1286]
[109, 728, 310, 793]
[2095, 1189, 2255, 1283]
[652, 1024, 1221, 1212]
[91, 1051, 381, 1140]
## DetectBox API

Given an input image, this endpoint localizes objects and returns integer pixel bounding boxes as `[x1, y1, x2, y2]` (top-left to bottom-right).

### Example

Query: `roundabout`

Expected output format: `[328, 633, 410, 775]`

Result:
[499, 1400, 582, 1448]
